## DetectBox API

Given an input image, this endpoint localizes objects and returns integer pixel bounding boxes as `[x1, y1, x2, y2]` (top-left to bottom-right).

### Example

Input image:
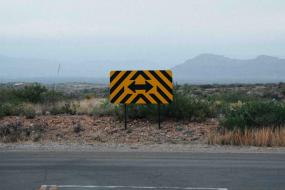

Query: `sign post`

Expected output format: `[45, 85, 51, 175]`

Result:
[110, 70, 172, 129]
[158, 103, 161, 129]
[124, 103, 127, 130]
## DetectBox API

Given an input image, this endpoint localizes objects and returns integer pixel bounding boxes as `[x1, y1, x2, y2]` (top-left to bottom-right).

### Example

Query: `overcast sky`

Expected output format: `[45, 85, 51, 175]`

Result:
[0, 0, 284, 66]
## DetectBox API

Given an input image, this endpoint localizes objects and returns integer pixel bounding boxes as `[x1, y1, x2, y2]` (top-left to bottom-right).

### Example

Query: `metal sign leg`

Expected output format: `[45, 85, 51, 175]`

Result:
[124, 104, 127, 130]
[158, 103, 161, 129]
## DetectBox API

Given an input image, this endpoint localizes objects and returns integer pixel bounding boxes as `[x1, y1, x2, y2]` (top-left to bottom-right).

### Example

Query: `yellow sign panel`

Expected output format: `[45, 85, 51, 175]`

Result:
[110, 70, 173, 104]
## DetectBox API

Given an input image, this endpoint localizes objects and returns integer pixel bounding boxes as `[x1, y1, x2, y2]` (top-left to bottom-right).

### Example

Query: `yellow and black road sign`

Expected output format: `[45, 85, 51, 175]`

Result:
[110, 70, 172, 104]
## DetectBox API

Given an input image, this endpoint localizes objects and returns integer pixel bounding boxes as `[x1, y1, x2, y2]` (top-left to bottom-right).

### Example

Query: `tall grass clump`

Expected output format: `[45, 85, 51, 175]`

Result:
[207, 127, 285, 147]
[92, 98, 119, 117]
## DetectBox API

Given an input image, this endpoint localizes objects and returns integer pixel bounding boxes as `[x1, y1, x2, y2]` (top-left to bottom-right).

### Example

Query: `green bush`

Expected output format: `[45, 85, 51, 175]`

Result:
[1, 103, 25, 116]
[0, 88, 21, 105]
[21, 83, 48, 103]
[0, 84, 70, 117]
[207, 90, 256, 103]
[85, 94, 92, 100]
[93, 99, 118, 117]
[43, 89, 65, 103]
[25, 104, 36, 119]
[50, 103, 80, 115]
[113, 84, 214, 122]
[0, 105, 4, 119]
[220, 100, 285, 131]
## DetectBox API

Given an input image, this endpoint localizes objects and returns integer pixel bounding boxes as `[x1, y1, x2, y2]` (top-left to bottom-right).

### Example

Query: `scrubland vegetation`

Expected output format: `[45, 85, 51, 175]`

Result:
[1, 82, 285, 147]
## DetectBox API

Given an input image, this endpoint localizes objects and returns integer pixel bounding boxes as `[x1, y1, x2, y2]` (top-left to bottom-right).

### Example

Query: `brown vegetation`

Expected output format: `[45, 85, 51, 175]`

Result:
[207, 127, 285, 147]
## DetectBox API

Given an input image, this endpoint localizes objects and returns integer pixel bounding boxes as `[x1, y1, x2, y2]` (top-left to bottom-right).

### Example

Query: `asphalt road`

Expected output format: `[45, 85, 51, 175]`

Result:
[0, 151, 284, 190]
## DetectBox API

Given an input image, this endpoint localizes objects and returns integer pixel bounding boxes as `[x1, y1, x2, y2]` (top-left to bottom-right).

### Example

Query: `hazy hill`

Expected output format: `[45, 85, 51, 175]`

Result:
[171, 54, 285, 84]
[0, 54, 61, 79]
[2, 53, 285, 84]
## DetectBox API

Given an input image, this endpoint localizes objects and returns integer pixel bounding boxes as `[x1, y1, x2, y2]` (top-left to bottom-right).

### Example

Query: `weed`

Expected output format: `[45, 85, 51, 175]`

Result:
[207, 127, 285, 147]
[25, 104, 36, 119]
[93, 98, 118, 117]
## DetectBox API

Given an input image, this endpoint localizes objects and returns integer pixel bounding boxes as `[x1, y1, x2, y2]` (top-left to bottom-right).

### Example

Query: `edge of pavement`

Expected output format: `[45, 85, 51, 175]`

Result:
[1, 143, 285, 153]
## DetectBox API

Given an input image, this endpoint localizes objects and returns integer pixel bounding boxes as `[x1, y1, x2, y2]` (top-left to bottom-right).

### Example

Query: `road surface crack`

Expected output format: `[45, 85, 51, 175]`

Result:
[43, 169, 48, 184]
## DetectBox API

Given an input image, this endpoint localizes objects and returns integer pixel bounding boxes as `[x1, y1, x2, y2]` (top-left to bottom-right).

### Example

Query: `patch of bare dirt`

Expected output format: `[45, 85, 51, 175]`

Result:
[0, 116, 220, 145]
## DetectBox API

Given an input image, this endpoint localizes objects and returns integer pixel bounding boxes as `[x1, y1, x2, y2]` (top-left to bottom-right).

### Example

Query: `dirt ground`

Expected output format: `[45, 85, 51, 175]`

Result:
[0, 115, 220, 145]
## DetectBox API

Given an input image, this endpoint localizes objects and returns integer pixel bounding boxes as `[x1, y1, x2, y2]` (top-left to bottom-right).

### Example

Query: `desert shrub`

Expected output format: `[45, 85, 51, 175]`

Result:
[0, 121, 31, 143]
[85, 94, 92, 100]
[262, 91, 281, 101]
[50, 103, 80, 115]
[1, 103, 25, 116]
[25, 104, 36, 119]
[206, 90, 258, 117]
[207, 90, 256, 103]
[93, 99, 118, 117]
[199, 84, 214, 89]
[73, 123, 84, 133]
[21, 83, 48, 103]
[220, 100, 285, 131]
[0, 84, 67, 105]
[114, 84, 214, 122]
[163, 85, 213, 121]
[0, 87, 21, 105]
[43, 89, 65, 103]
[117, 104, 157, 120]
[50, 103, 64, 115]
[0, 107, 4, 119]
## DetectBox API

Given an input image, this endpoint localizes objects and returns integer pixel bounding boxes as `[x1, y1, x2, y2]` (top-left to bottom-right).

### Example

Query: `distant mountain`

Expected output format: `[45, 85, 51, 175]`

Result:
[0, 54, 165, 83]
[2, 53, 285, 84]
[171, 54, 285, 84]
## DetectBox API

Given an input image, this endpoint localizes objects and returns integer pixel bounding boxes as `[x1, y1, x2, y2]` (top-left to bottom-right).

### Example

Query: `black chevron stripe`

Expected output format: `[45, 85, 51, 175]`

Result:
[130, 71, 150, 80]
[120, 94, 132, 103]
[110, 71, 131, 94]
[131, 94, 151, 104]
[149, 71, 172, 94]
[157, 86, 172, 103]
[160, 70, 172, 83]
[110, 87, 124, 103]
[149, 94, 162, 104]
[110, 71, 121, 82]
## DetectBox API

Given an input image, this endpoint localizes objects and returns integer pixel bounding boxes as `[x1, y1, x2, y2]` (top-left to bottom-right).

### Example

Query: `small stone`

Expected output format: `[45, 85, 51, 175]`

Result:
[176, 127, 184, 131]
[183, 130, 195, 135]
[191, 137, 200, 141]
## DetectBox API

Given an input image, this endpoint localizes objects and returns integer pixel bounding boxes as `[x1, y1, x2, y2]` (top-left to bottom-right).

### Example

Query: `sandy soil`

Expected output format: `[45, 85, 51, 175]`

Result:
[0, 115, 219, 145]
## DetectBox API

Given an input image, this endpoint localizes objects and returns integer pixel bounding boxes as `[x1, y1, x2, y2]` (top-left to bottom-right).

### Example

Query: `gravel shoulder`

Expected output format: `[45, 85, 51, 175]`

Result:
[1, 143, 285, 153]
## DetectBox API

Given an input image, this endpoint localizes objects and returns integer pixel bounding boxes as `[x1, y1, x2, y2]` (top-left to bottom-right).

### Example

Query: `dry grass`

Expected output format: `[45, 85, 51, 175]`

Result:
[207, 127, 285, 147]
[75, 98, 104, 115]
[22, 98, 105, 116]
